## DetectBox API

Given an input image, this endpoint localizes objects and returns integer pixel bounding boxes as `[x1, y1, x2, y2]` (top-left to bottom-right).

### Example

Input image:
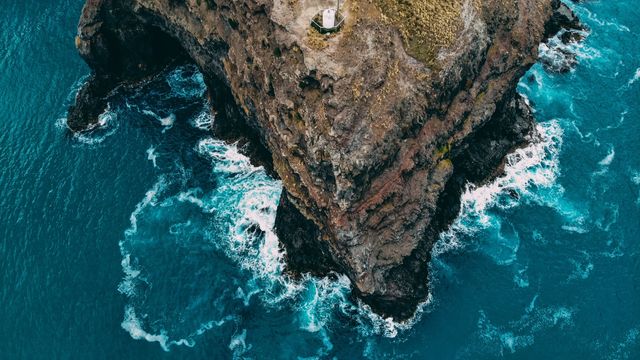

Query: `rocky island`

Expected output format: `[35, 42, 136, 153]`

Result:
[68, 0, 582, 320]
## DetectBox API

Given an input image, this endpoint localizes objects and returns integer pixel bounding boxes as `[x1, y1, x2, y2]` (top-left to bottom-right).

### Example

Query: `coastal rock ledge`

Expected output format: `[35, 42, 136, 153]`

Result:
[69, 0, 580, 320]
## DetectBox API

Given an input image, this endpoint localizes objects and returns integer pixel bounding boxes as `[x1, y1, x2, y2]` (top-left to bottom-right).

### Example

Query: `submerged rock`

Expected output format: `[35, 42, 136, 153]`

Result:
[68, 0, 580, 320]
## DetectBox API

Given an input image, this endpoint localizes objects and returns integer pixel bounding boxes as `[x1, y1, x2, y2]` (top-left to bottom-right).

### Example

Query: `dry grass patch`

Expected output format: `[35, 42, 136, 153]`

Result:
[374, 0, 465, 66]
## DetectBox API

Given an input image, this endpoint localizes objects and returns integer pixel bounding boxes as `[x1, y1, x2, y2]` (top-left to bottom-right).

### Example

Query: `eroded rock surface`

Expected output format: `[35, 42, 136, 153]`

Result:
[69, 0, 580, 320]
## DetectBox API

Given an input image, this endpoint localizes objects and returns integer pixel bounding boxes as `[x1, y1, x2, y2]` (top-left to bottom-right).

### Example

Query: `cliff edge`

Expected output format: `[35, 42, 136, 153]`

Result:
[68, 0, 581, 320]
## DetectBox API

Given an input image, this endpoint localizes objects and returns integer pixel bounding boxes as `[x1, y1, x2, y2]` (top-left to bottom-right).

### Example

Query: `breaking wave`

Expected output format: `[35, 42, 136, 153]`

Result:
[538, 28, 594, 73]
[434, 120, 566, 260]
[71, 106, 120, 145]
[117, 129, 291, 350]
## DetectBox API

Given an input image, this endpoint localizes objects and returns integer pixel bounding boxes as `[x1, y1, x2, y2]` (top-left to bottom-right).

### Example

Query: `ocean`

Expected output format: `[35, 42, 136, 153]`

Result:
[0, 0, 638, 358]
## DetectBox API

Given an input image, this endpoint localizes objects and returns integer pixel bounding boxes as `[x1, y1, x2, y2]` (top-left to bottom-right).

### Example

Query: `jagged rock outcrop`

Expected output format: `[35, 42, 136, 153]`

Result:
[539, 0, 587, 73]
[69, 0, 580, 320]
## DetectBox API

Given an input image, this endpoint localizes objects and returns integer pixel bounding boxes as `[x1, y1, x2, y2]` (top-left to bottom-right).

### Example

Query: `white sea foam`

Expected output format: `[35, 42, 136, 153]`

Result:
[123, 176, 168, 237]
[234, 283, 261, 307]
[598, 146, 615, 166]
[595, 203, 619, 232]
[167, 65, 206, 98]
[568, 259, 594, 281]
[434, 120, 564, 257]
[121, 305, 173, 351]
[298, 275, 352, 333]
[632, 171, 640, 206]
[606, 327, 640, 360]
[568, 251, 594, 281]
[581, 8, 631, 33]
[118, 177, 168, 298]
[561, 225, 588, 234]
[229, 329, 250, 358]
[72, 106, 119, 145]
[146, 146, 158, 168]
[515, 303, 574, 333]
[514, 265, 530, 288]
[476, 310, 535, 356]
[118, 176, 237, 349]
[463, 122, 560, 215]
[119, 133, 293, 350]
[121, 305, 234, 352]
[117, 254, 140, 297]
[602, 109, 627, 131]
[197, 138, 256, 174]
[628, 68, 640, 86]
[160, 114, 176, 127]
[57, 74, 92, 129]
[355, 292, 435, 339]
[538, 28, 595, 73]
[466, 300, 574, 357]
[177, 188, 207, 209]
[192, 137, 321, 309]
[96, 64, 282, 351]
[142, 109, 176, 130]
[538, 42, 570, 73]
[191, 108, 214, 130]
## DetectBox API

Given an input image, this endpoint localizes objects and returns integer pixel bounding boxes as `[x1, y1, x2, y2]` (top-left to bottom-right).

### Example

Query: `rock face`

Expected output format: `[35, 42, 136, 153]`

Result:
[69, 0, 579, 320]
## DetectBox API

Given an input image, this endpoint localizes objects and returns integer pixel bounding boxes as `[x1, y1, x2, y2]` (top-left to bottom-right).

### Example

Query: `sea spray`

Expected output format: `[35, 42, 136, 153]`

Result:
[434, 120, 564, 258]
[71, 105, 120, 146]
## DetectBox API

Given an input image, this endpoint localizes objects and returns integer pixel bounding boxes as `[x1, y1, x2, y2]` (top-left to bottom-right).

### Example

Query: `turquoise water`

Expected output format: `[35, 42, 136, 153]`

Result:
[0, 0, 638, 358]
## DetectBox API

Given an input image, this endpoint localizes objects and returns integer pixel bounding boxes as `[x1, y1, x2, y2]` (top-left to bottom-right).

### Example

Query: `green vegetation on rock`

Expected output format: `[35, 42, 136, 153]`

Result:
[374, 0, 465, 65]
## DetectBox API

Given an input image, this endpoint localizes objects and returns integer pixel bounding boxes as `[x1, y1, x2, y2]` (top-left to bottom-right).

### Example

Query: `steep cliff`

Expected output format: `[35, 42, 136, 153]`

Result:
[68, 0, 580, 320]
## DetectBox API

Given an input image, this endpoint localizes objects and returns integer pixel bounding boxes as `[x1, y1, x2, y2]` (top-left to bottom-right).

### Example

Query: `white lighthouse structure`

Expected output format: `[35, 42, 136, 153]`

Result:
[312, 0, 345, 33]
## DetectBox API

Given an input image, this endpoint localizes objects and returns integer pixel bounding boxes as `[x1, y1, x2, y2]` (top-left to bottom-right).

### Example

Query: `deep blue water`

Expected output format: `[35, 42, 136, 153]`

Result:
[1, 0, 638, 358]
